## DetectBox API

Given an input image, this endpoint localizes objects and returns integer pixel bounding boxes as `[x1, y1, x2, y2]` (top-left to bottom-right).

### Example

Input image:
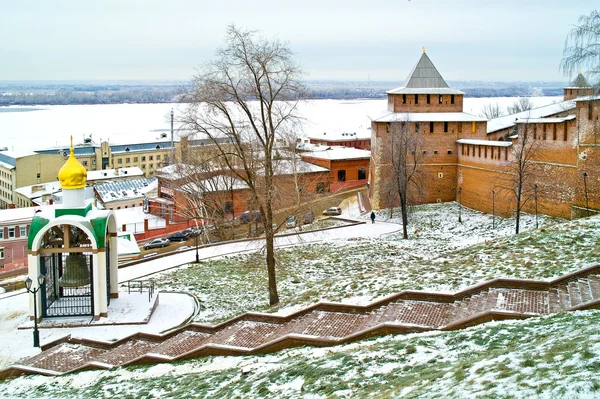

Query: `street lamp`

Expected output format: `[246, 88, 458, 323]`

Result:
[534, 184, 538, 229]
[195, 232, 199, 263]
[583, 171, 590, 217]
[458, 187, 462, 223]
[24, 274, 45, 348]
[492, 190, 495, 229]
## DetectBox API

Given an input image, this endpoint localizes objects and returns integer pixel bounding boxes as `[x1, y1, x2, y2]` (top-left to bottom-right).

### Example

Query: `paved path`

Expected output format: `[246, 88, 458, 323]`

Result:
[3, 264, 600, 378]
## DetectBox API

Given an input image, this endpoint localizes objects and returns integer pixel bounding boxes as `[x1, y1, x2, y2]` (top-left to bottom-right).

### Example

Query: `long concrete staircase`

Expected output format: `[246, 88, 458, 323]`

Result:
[2, 265, 600, 379]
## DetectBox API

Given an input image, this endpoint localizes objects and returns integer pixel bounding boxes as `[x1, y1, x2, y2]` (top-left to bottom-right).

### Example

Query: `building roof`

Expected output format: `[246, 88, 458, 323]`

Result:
[35, 146, 97, 156]
[0, 206, 53, 224]
[307, 129, 371, 141]
[94, 178, 156, 204]
[486, 100, 576, 134]
[87, 167, 144, 182]
[457, 139, 512, 147]
[110, 141, 175, 154]
[387, 52, 464, 95]
[14, 181, 62, 200]
[515, 115, 576, 124]
[574, 94, 600, 102]
[567, 73, 590, 88]
[370, 111, 485, 123]
[302, 146, 371, 161]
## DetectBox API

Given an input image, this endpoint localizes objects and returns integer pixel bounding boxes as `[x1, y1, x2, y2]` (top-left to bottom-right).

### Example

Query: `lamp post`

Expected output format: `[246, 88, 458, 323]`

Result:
[170, 108, 175, 165]
[492, 190, 495, 229]
[24, 274, 45, 348]
[534, 184, 538, 229]
[458, 187, 462, 223]
[583, 171, 590, 217]
[195, 232, 199, 263]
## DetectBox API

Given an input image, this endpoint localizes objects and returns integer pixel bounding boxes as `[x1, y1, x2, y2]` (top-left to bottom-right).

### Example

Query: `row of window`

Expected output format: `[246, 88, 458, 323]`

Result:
[401, 94, 456, 105]
[336, 169, 368, 182]
[529, 123, 568, 141]
[0, 225, 27, 240]
[386, 122, 477, 134]
[461, 145, 509, 160]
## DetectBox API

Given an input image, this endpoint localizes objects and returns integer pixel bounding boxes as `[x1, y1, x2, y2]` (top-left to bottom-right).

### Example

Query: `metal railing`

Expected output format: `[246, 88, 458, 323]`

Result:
[126, 279, 156, 302]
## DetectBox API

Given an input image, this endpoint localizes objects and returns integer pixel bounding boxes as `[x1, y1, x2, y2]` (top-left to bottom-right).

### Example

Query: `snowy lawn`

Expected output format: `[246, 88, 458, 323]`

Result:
[153, 203, 598, 324]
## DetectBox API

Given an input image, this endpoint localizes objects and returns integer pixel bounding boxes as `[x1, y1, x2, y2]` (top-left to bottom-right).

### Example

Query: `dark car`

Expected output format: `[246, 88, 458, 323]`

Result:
[240, 211, 263, 224]
[182, 228, 201, 238]
[143, 238, 170, 250]
[303, 211, 314, 224]
[167, 233, 188, 242]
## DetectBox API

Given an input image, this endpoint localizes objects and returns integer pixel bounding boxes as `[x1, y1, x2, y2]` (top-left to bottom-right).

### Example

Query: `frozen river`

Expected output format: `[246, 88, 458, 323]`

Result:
[0, 96, 562, 154]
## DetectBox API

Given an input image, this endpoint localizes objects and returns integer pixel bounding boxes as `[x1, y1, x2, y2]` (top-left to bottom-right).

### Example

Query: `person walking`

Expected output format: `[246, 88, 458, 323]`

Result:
[370, 211, 376, 224]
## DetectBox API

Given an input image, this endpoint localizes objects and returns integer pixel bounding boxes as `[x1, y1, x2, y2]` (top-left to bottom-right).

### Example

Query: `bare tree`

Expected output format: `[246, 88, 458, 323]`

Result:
[505, 120, 540, 234]
[180, 26, 306, 306]
[383, 118, 424, 239]
[507, 97, 534, 114]
[479, 102, 505, 119]
[560, 10, 600, 83]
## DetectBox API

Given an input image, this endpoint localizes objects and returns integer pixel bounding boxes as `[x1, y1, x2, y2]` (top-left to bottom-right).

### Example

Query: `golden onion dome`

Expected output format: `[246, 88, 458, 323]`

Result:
[58, 137, 87, 190]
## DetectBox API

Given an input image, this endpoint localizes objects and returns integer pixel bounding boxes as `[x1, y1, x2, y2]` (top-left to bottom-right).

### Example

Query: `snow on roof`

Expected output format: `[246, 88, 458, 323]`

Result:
[273, 158, 330, 175]
[113, 206, 163, 225]
[486, 100, 576, 134]
[516, 115, 576, 124]
[370, 111, 485, 123]
[386, 87, 465, 95]
[0, 206, 55, 224]
[14, 181, 62, 200]
[574, 94, 600, 102]
[457, 139, 512, 147]
[0, 160, 15, 170]
[569, 73, 590, 88]
[307, 128, 371, 141]
[180, 177, 249, 193]
[87, 167, 144, 181]
[302, 146, 371, 161]
[94, 178, 156, 204]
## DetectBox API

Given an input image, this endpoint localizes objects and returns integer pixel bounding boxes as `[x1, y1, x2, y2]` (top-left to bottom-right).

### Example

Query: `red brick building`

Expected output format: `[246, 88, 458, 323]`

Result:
[300, 146, 370, 192]
[370, 51, 600, 220]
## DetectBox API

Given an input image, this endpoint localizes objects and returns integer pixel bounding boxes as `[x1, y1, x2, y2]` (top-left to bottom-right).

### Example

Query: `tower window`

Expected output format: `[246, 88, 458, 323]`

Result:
[414, 95, 418, 104]
[430, 122, 434, 133]
[402, 94, 406, 104]
[444, 122, 448, 133]
[451, 95, 455, 104]
[439, 95, 443, 104]
[427, 94, 430, 104]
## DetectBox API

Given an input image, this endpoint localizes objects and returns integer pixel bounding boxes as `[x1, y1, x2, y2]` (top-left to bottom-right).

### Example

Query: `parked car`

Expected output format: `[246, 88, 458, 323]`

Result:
[303, 211, 314, 224]
[182, 228, 201, 238]
[286, 216, 296, 229]
[143, 238, 170, 250]
[168, 232, 188, 242]
[142, 252, 158, 259]
[322, 207, 342, 216]
[240, 211, 263, 224]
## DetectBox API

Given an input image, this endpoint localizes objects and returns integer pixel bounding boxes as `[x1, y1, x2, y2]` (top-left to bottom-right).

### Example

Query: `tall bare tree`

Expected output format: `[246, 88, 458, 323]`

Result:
[180, 26, 306, 306]
[506, 120, 540, 234]
[560, 10, 600, 83]
[383, 118, 424, 239]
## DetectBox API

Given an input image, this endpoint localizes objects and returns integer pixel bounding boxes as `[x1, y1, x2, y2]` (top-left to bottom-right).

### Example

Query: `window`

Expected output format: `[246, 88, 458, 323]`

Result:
[0, 248, 3, 259]
[447, 150, 453, 155]
[126, 157, 130, 163]
[149, 163, 153, 169]
[224, 201, 234, 214]
[451, 95, 455, 104]
[430, 122, 434, 133]
[423, 150, 427, 155]
[414, 94, 418, 104]
[439, 95, 443, 104]
[157, 155, 161, 160]
[434, 150, 438, 155]
[134, 157, 139, 162]
[316, 182, 325, 193]
[83, 161, 88, 166]
[471, 121, 476, 133]
[117, 158, 123, 164]
[337, 170, 346, 182]
[92, 160, 96, 165]
[444, 122, 448, 133]
[458, 123, 462, 134]
[36, 173, 41, 179]
[141, 164, 146, 169]
[141, 156, 146, 161]
[149, 156, 154, 161]
[358, 169, 367, 180]
[20, 226, 26, 237]
[402, 94, 406, 104]
[427, 94, 430, 104]
[0, 229, 3, 239]
[415, 122, 420, 132]
[386, 123, 390, 133]
[8, 227, 15, 238]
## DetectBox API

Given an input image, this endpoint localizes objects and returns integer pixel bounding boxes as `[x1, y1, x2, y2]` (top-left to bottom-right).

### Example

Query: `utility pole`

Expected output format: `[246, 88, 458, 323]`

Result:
[492, 190, 495, 229]
[170, 108, 175, 165]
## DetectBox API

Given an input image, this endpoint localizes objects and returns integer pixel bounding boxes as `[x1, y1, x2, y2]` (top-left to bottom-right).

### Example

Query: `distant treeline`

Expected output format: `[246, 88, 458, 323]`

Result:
[0, 81, 566, 106]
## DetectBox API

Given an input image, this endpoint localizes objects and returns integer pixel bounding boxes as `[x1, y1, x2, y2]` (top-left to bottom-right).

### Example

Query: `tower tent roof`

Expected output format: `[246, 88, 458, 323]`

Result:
[387, 51, 464, 95]
[568, 73, 590, 88]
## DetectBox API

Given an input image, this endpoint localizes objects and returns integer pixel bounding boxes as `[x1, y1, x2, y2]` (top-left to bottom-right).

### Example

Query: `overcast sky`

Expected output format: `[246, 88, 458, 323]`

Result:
[1, 0, 595, 82]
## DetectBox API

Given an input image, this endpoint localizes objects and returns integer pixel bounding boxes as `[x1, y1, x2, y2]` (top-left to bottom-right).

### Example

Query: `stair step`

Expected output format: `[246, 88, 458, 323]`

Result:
[152, 330, 211, 357]
[556, 286, 571, 310]
[208, 321, 280, 348]
[96, 338, 158, 366]
[578, 279, 593, 304]
[568, 281, 582, 307]
[23, 343, 108, 373]
[588, 275, 600, 300]
[548, 289, 561, 313]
